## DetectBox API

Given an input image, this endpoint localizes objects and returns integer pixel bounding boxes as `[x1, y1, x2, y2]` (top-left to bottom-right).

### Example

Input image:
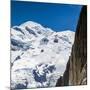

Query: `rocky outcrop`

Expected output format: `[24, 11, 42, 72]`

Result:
[56, 6, 87, 86]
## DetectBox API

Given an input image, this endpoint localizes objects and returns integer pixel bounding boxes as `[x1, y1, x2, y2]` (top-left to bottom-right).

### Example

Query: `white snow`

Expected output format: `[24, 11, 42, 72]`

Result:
[11, 21, 75, 89]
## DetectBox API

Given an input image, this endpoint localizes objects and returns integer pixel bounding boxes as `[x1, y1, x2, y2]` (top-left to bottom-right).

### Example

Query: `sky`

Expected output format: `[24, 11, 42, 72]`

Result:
[11, 1, 82, 31]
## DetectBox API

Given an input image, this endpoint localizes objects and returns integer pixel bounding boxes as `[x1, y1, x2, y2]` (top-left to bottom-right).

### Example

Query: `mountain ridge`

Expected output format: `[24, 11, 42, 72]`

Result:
[11, 21, 75, 89]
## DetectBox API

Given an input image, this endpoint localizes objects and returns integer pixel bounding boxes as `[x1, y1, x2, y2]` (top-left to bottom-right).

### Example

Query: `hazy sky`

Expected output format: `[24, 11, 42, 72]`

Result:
[11, 1, 82, 31]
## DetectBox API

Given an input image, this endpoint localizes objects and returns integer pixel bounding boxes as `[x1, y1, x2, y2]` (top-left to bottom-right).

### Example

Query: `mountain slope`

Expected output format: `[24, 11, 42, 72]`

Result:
[11, 21, 75, 89]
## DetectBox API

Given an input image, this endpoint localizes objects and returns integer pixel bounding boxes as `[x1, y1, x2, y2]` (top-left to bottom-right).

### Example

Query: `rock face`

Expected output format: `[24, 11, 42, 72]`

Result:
[56, 6, 87, 86]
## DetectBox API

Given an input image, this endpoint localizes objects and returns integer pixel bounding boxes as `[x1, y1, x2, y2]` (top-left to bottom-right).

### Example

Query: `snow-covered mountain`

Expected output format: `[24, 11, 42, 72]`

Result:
[11, 21, 75, 89]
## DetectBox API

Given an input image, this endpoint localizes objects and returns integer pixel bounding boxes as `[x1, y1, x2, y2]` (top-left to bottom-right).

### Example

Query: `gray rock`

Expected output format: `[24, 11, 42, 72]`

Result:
[56, 6, 87, 86]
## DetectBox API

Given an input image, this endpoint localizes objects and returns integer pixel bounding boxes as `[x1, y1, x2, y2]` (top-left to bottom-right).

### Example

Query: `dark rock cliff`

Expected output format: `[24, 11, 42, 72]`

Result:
[56, 6, 87, 86]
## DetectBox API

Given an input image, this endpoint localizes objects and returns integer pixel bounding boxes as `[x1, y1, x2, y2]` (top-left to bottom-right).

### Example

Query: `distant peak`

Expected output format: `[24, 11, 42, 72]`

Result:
[59, 30, 75, 33]
[12, 21, 74, 34]
[65, 30, 75, 32]
[20, 21, 43, 28]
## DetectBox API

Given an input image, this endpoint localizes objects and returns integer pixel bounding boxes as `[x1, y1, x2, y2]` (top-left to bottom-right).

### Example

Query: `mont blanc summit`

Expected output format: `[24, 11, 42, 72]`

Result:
[11, 21, 75, 89]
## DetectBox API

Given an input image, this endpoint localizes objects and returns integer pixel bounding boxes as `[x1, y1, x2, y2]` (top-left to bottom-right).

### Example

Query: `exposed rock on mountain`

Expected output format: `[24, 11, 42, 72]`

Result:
[11, 20, 75, 89]
[56, 6, 87, 86]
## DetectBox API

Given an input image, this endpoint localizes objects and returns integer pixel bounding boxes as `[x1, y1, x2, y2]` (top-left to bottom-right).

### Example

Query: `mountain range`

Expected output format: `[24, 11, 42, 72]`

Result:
[11, 21, 75, 89]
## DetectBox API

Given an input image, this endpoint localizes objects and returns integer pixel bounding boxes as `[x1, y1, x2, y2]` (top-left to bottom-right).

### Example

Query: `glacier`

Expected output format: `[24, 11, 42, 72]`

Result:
[11, 21, 75, 89]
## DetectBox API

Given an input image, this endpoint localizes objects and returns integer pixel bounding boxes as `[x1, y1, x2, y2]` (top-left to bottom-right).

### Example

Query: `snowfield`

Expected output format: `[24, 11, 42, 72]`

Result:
[11, 21, 75, 89]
